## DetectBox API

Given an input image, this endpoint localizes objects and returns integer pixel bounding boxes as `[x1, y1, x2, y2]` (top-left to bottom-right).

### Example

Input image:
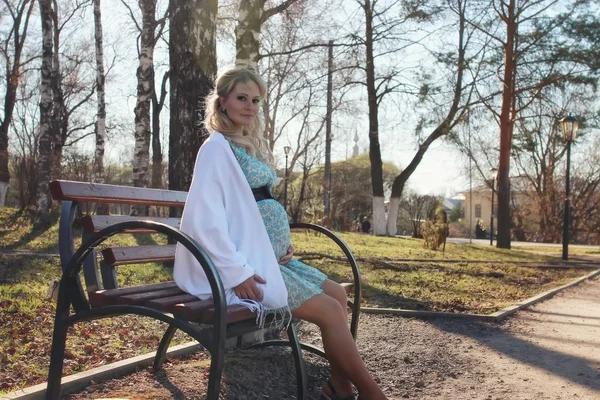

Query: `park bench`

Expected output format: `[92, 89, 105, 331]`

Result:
[46, 179, 361, 400]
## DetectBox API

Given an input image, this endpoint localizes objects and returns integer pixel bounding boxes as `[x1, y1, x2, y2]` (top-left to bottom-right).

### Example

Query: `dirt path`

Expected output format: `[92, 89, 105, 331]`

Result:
[440, 276, 600, 400]
[67, 277, 600, 400]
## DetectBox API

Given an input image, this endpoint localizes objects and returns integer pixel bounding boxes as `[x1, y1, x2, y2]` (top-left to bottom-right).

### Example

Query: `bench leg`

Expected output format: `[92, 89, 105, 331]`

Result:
[46, 288, 70, 399]
[206, 339, 225, 400]
[154, 324, 178, 371]
[288, 323, 308, 400]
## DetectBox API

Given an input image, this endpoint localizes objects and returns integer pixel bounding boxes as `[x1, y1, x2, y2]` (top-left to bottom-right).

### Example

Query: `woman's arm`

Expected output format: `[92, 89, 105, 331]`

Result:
[278, 244, 294, 265]
[177, 139, 256, 290]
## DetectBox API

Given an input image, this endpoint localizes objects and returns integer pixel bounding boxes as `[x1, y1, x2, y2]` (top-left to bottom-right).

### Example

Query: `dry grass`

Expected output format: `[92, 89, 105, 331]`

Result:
[0, 208, 596, 395]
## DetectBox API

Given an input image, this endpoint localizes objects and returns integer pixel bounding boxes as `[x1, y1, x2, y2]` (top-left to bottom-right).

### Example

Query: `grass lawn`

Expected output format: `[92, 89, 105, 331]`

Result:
[0, 207, 597, 394]
[292, 231, 593, 313]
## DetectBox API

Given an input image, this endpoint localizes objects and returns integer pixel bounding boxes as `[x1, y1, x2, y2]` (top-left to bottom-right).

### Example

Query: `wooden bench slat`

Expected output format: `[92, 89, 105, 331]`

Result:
[81, 215, 181, 233]
[91, 281, 354, 309]
[174, 301, 255, 324]
[50, 180, 187, 207]
[89, 281, 178, 306]
[172, 283, 353, 324]
[102, 245, 176, 266]
[172, 299, 215, 321]
[202, 305, 257, 324]
[119, 287, 186, 305]
[89, 276, 352, 325]
[145, 293, 200, 311]
[89, 285, 255, 324]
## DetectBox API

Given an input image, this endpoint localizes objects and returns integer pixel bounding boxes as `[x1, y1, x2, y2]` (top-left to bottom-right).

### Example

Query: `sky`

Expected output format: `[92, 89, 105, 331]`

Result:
[312, 0, 471, 199]
[327, 124, 470, 198]
[88, 0, 471, 199]
[390, 142, 469, 198]
[9, 1, 595, 202]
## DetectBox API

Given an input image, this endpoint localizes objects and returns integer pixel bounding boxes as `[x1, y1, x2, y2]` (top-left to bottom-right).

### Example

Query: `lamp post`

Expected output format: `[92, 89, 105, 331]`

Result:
[489, 167, 498, 246]
[283, 146, 291, 213]
[560, 115, 579, 260]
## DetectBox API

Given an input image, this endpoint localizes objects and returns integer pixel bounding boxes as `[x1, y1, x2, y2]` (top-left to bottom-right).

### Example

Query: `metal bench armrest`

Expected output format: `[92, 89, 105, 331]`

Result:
[60, 221, 227, 334]
[289, 222, 362, 339]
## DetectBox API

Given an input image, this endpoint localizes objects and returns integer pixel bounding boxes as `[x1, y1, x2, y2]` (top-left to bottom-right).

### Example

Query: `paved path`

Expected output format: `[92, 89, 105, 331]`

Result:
[443, 236, 598, 250]
[442, 276, 600, 399]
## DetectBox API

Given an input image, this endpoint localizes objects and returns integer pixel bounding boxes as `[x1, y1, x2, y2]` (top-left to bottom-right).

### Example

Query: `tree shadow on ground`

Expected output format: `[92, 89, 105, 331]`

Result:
[0, 209, 60, 253]
[219, 347, 329, 399]
[147, 370, 186, 398]
[454, 244, 545, 261]
[358, 280, 429, 311]
[0, 253, 59, 284]
[429, 317, 600, 393]
[527, 309, 600, 320]
[322, 266, 432, 310]
[66, 346, 330, 400]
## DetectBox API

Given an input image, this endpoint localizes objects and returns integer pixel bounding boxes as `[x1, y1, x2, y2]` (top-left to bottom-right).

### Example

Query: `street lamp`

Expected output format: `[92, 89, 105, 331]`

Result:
[560, 114, 579, 260]
[489, 167, 498, 246]
[283, 146, 291, 214]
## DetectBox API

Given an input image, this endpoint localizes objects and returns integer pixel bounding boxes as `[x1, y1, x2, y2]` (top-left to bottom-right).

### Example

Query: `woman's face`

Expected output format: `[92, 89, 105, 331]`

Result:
[220, 80, 261, 133]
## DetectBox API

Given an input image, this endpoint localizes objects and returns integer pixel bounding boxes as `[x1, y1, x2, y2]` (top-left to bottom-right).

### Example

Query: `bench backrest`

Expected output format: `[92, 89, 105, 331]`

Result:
[50, 180, 188, 207]
[50, 180, 361, 335]
[50, 180, 189, 297]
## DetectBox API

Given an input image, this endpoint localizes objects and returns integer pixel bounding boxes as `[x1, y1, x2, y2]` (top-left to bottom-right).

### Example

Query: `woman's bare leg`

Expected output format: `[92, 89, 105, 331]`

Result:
[322, 280, 349, 321]
[292, 290, 386, 400]
[320, 280, 353, 396]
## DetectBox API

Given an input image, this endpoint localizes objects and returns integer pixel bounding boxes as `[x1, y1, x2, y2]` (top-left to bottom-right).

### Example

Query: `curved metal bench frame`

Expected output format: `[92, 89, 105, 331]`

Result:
[46, 200, 361, 400]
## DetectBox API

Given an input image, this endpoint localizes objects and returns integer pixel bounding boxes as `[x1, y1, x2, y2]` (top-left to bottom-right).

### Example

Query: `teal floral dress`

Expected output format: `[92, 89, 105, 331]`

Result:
[226, 138, 327, 310]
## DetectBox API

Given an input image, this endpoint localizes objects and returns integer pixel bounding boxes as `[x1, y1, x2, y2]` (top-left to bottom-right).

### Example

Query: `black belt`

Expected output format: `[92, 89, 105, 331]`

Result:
[252, 185, 274, 202]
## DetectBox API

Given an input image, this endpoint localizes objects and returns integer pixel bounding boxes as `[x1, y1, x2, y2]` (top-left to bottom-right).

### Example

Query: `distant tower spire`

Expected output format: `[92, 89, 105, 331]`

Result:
[352, 132, 359, 158]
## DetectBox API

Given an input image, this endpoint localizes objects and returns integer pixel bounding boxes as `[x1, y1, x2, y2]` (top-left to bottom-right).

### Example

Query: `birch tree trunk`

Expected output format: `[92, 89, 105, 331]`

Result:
[132, 0, 158, 208]
[92, 0, 108, 214]
[0, 0, 36, 207]
[236, 0, 299, 152]
[93, 0, 106, 184]
[119, 0, 168, 191]
[35, 0, 54, 228]
[50, 0, 65, 180]
[151, 70, 168, 189]
[235, 0, 299, 69]
[169, 0, 217, 196]
[235, 0, 265, 69]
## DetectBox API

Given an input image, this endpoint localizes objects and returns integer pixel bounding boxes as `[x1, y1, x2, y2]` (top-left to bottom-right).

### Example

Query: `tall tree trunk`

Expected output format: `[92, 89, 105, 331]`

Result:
[363, 0, 385, 234]
[385, 0, 468, 236]
[235, 0, 299, 68]
[151, 70, 169, 189]
[50, 0, 65, 180]
[240, 0, 299, 152]
[168, 0, 217, 198]
[496, 0, 517, 249]
[35, 0, 54, 228]
[235, 0, 265, 69]
[93, 0, 108, 214]
[0, 0, 36, 207]
[132, 0, 157, 214]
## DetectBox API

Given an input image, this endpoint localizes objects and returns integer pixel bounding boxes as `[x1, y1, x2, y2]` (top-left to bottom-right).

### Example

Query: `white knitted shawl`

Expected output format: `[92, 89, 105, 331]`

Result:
[173, 132, 290, 326]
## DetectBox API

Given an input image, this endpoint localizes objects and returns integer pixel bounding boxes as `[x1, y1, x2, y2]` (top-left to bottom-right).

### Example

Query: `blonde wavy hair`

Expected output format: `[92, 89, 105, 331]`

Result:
[204, 66, 273, 164]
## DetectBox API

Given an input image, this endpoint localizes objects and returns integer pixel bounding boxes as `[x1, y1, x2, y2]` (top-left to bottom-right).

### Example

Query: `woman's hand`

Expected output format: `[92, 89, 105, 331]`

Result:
[234, 274, 266, 301]
[278, 244, 294, 265]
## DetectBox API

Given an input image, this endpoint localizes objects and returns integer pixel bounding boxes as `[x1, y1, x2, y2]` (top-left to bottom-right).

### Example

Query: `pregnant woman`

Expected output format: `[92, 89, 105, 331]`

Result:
[174, 66, 386, 400]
